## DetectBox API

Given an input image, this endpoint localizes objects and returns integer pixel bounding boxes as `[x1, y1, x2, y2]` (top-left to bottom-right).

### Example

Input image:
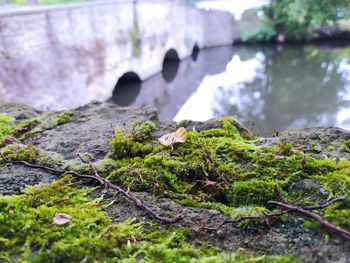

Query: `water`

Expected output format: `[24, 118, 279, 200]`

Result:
[116, 44, 350, 136]
[2, 43, 350, 136]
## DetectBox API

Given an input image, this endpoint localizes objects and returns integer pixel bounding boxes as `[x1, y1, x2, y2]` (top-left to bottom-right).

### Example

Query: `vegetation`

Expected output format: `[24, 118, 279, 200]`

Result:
[0, 176, 301, 262]
[243, 0, 350, 42]
[1, 110, 349, 261]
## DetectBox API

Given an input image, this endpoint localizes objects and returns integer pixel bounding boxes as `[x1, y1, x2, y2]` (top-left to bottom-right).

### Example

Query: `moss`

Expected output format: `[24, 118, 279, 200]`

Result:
[341, 139, 350, 153]
[2, 110, 350, 257]
[34, 111, 73, 131]
[322, 199, 350, 231]
[326, 144, 336, 152]
[316, 172, 350, 198]
[0, 114, 39, 145]
[131, 120, 157, 142]
[106, 120, 350, 225]
[109, 129, 155, 159]
[228, 179, 279, 206]
[219, 117, 255, 140]
[0, 114, 16, 143]
[1, 144, 39, 163]
[94, 157, 120, 174]
[0, 178, 300, 262]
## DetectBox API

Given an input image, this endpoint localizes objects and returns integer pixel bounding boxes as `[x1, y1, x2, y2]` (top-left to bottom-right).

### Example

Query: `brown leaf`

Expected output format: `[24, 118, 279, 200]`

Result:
[158, 127, 188, 147]
[53, 213, 72, 225]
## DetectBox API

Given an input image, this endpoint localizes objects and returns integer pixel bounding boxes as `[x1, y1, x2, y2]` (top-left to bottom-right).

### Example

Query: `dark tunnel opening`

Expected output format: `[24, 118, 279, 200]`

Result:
[161, 49, 180, 83]
[112, 72, 142, 106]
[191, 43, 200, 61]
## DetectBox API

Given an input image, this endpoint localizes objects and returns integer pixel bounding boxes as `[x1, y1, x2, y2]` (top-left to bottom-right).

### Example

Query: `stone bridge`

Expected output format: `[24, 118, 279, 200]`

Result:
[0, 0, 234, 110]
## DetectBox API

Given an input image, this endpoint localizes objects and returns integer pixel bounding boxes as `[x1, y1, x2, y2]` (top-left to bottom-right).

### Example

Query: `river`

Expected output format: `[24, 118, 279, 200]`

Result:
[113, 43, 350, 136]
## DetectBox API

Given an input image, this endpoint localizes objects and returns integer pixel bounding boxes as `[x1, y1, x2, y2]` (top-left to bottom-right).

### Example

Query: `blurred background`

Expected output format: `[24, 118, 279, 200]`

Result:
[0, 0, 350, 136]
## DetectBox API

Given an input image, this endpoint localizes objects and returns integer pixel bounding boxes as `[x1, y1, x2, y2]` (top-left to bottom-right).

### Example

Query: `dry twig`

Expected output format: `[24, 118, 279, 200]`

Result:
[268, 200, 350, 241]
[201, 187, 349, 241]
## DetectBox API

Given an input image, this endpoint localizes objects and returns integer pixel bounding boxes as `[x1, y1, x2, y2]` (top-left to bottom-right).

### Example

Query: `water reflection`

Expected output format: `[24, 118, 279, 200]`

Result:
[175, 44, 350, 136]
[119, 46, 234, 120]
[191, 45, 200, 61]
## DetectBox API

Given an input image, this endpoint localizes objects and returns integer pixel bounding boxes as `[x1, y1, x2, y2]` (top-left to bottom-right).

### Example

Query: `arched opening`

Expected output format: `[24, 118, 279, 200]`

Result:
[112, 72, 141, 106]
[191, 43, 200, 61]
[161, 49, 180, 83]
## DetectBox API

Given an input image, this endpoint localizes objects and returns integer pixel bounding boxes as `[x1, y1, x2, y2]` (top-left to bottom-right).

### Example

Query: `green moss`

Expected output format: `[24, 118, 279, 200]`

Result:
[322, 199, 350, 231]
[228, 179, 279, 206]
[106, 120, 350, 225]
[326, 144, 336, 152]
[316, 172, 350, 198]
[34, 111, 73, 131]
[18, 111, 74, 141]
[0, 114, 39, 144]
[0, 114, 16, 143]
[131, 120, 157, 142]
[1, 144, 39, 163]
[109, 129, 155, 159]
[0, 178, 300, 262]
[2, 109, 350, 257]
[341, 139, 350, 153]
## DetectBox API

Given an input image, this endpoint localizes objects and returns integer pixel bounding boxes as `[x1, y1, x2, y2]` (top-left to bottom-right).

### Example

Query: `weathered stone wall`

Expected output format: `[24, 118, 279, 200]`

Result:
[0, 0, 234, 110]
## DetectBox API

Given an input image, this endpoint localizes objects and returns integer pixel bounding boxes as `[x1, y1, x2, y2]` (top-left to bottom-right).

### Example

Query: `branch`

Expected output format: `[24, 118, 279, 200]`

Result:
[268, 201, 350, 241]
[1, 151, 182, 224]
[202, 188, 349, 241]
[301, 197, 346, 211]
[201, 211, 288, 232]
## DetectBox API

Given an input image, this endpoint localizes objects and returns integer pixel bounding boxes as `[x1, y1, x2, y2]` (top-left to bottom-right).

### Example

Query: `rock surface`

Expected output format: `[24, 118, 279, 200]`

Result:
[25, 101, 158, 160]
[1, 101, 349, 262]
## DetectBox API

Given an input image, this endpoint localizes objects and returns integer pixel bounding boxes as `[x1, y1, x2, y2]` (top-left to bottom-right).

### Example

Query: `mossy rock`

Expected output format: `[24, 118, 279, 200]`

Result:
[1, 102, 350, 262]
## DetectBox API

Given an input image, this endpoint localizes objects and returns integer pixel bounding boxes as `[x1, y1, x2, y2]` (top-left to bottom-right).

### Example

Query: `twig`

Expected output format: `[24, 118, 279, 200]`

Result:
[268, 201, 350, 241]
[202, 187, 349, 241]
[77, 152, 182, 223]
[1, 151, 182, 224]
[201, 211, 288, 232]
[200, 148, 230, 186]
[301, 197, 346, 211]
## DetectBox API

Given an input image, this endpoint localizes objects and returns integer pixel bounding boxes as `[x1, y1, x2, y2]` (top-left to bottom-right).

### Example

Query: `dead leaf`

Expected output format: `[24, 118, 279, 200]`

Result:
[158, 127, 188, 147]
[53, 213, 72, 225]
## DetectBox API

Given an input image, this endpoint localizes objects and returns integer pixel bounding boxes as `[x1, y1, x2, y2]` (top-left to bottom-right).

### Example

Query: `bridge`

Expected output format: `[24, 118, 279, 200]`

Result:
[0, 0, 235, 110]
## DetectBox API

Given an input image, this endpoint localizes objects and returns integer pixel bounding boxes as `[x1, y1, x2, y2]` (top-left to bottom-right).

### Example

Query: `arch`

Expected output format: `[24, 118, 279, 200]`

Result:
[112, 72, 142, 106]
[191, 43, 200, 61]
[164, 48, 180, 62]
[162, 49, 180, 83]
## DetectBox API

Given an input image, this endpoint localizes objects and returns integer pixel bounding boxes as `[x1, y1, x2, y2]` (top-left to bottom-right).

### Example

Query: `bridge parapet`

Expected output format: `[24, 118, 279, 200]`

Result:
[0, 0, 234, 110]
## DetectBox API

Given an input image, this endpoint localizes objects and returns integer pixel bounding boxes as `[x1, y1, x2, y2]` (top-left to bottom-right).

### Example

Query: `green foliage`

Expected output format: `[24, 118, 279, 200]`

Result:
[263, 0, 350, 40]
[242, 18, 276, 42]
[244, 0, 350, 41]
